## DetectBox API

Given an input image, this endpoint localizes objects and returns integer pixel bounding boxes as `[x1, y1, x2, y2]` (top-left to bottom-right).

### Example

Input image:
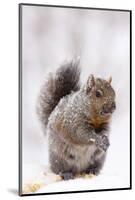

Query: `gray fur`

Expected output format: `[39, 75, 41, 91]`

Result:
[37, 60, 116, 179]
[37, 60, 80, 129]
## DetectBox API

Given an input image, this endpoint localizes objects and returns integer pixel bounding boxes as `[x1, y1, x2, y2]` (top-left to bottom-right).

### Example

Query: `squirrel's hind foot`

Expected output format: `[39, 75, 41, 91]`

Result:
[59, 172, 75, 180]
[85, 165, 101, 176]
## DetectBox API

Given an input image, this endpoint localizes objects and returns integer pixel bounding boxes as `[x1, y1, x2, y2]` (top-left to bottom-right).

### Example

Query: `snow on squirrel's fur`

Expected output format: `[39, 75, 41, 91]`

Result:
[37, 60, 116, 181]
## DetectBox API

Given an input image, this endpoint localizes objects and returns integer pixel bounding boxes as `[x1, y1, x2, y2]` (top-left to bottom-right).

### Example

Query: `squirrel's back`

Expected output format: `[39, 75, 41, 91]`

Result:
[37, 60, 80, 129]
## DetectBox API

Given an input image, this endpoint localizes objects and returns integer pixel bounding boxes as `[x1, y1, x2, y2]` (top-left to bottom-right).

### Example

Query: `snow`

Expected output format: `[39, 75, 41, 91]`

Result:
[21, 5, 130, 194]
[22, 114, 130, 194]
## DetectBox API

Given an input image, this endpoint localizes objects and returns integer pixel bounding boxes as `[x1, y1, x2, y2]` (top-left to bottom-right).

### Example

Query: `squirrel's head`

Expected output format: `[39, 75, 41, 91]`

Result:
[84, 74, 116, 120]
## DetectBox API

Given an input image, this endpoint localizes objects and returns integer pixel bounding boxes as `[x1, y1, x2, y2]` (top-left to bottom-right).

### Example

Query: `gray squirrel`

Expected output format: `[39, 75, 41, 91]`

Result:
[37, 60, 116, 180]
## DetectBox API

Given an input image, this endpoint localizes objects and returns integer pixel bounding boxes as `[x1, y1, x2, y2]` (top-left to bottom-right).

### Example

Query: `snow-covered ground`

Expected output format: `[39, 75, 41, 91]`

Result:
[21, 5, 130, 194]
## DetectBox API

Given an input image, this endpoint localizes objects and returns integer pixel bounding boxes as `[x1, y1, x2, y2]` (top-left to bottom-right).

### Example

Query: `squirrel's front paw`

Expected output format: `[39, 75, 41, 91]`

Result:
[96, 135, 110, 152]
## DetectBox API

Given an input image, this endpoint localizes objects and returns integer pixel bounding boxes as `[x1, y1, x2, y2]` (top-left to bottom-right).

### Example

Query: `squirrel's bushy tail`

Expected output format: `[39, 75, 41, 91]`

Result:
[37, 60, 80, 129]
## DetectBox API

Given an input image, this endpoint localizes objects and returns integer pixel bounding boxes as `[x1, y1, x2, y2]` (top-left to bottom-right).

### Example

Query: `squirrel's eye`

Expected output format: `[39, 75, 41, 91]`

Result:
[96, 90, 102, 97]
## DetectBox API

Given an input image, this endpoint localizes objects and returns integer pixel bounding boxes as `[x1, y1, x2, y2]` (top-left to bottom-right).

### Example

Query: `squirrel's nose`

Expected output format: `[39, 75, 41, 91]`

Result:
[111, 101, 116, 110]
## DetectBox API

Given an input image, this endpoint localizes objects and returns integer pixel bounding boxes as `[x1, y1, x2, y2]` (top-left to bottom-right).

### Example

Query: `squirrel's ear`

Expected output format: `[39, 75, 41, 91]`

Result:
[107, 76, 112, 84]
[86, 74, 95, 93]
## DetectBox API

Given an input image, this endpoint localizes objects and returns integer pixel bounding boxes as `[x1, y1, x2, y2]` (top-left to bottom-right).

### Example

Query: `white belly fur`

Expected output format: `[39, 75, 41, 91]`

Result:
[66, 143, 97, 172]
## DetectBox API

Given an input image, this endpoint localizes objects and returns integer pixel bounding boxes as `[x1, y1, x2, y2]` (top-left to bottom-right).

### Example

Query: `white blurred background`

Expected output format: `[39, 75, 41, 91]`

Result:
[22, 5, 130, 192]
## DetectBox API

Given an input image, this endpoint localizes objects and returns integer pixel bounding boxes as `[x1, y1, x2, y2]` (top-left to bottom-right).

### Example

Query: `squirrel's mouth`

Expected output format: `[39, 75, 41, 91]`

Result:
[100, 111, 112, 117]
